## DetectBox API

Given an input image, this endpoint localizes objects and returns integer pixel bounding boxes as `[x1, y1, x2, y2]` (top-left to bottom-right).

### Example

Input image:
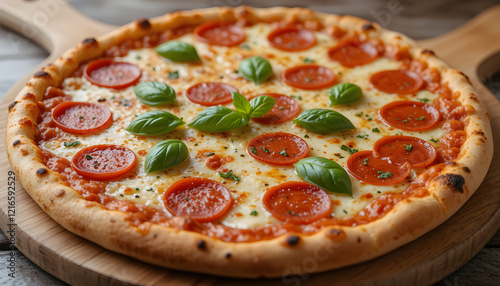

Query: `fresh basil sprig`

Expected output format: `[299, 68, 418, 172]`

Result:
[293, 109, 355, 134]
[134, 82, 177, 106]
[294, 157, 352, 196]
[156, 41, 201, 62]
[188, 92, 275, 133]
[145, 139, 189, 173]
[126, 111, 185, 136]
[328, 83, 363, 106]
[239, 56, 273, 85]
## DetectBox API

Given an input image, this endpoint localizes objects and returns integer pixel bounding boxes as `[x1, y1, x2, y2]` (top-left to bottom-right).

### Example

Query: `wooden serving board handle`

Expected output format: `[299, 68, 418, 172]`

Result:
[0, 0, 115, 56]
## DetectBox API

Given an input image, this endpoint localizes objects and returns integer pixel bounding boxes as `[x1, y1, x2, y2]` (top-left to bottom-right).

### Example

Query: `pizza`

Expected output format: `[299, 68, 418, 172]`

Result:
[5, 6, 493, 278]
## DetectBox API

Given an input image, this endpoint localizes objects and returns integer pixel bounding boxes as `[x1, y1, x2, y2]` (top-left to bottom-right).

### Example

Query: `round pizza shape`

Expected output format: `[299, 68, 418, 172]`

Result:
[5, 6, 493, 279]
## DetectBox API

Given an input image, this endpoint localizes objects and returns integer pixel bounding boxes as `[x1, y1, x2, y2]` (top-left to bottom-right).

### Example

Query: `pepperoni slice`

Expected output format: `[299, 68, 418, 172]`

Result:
[328, 41, 378, 67]
[370, 70, 423, 94]
[262, 181, 332, 224]
[185, 82, 238, 106]
[72, 144, 136, 180]
[164, 177, 233, 222]
[346, 150, 411, 186]
[373, 135, 437, 168]
[84, 59, 141, 89]
[379, 101, 440, 131]
[247, 132, 309, 165]
[282, 65, 337, 90]
[251, 93, 300, 124]
[52, 102, 113, 134]
[267, 27, 316, 51]
[194, 21, 246, 47]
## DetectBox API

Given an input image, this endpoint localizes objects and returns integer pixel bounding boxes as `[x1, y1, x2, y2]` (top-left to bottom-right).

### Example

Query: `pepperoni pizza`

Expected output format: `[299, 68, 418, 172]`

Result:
[6, 6, 493, 277]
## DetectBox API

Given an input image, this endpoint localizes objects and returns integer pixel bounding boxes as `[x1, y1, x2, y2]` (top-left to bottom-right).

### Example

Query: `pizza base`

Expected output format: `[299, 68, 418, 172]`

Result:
[5, 6, 493, 277]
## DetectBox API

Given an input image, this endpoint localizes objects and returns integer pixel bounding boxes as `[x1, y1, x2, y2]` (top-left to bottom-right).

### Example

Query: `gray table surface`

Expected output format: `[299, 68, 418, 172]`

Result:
[1, 0, 499, 285]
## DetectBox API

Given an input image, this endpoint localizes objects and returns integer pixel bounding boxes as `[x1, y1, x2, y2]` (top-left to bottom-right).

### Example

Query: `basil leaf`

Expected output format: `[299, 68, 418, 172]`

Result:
[188, 106, 249, 133]
[249, 95, 275, 118]
[155, 41, 201, 62]
[239, 56, 273, 85]
[293, 109, 355, 134]
[328, 83, 363, 106]
[145, 139, 189, 173]
[232, 92, 251, 115]
[126, 111, 185, 136]
[294, 157, 352, 196]
[134, 82, 177, 106]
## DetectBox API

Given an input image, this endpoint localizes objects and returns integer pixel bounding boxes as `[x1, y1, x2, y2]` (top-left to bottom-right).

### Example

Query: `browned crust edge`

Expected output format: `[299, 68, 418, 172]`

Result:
[5, 6, 493, 278]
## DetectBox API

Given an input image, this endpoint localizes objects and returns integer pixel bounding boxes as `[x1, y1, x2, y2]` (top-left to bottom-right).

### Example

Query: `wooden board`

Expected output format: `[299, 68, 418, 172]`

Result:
[0, 0, 499, 285]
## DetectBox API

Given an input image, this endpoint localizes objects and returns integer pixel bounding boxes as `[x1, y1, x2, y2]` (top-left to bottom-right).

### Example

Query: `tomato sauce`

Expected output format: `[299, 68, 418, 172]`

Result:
[36, 18, 470, 242]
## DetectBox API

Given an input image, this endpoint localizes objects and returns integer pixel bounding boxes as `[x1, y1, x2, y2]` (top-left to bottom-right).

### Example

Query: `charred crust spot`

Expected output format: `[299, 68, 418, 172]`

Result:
[137, 18, 151, 29]
[55, 189, 65, 197]
[357, 236, 362, 243]
[98, 98, 106, 102]
[328, 228, 343, 236]
[8, 101, 18, 111]
[34, 71, 50, 78]
[196, 239, 207, 250]
[22, 92, 36, 101]
[472, 130, 485, 136]
[225, 253, 232, 259]
[36, 168, 48, 175]
[434, 174, 465, 193]
[110, 218, 116, 223]
[363, 23, 376, 31]
[479, 138, 486, 143]
[421, 49, 435, 55]
[463, 167, 471, 173]
[446, 161, 457, 166]
[469, 96, 479, 102]
[82, 38, 98, 46]
[286, 235, 300, 246]
[459, 71, 471, 84]
[12, 140, 20, 147]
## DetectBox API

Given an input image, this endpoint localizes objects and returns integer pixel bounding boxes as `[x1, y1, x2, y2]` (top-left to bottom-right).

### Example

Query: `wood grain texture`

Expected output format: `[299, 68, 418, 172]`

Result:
[0, 0, 499, 285]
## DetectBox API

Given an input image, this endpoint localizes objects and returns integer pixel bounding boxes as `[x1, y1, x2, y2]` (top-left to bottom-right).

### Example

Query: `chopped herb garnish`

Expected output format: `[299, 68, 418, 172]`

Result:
[250, 210, 258, 216]
[146, 188, 154, 192]
[341, 145, 358, 155]
[93, 161, 99, 168]
[288, 210, 299, 216]
[357, 134, 369, 139]
[402, 119, 408, 123]
[224, 146, 229, 149]
[303, 58, 315, 63]
[63, 141, 80, 147]
[290, 95, 303, 101]
[372, 128, 380, 132]
[362, 158, 368, 166]
[119, 194, 124, 197]
[377, 171, 393, 179]
[260, 147, 270, 153]
[278, 106, 284, 110]
[416, 116, 426, 120]
[218, 170, 240, 182]
[343, 209, 348, 214]
[355, 112, 363, 117]
[334, 153, 345, 159]
[404, 144, 413, 151]
[430, 138, 439, 143]
[92, 116, 96, 120]
[305, 77, 312, 82]
[249, 146, 258, 154]
[304, 134, 310, 138]
[85, 154, 93, 160]
[136, 55, 141, 60]
[206, 152, 215, 156]
[241, 44, 251, 50]
[168, 70, 179, 79]
[79, 116, 84, 120]
[419, 98, 430, 103]
[279, 148, 289, 157]
[377, 191, 381, 194]
[135, 188, 139, 191]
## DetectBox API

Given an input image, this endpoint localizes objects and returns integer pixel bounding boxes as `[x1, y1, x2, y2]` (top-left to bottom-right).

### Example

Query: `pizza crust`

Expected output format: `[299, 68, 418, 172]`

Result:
[5, 6, 493, 277]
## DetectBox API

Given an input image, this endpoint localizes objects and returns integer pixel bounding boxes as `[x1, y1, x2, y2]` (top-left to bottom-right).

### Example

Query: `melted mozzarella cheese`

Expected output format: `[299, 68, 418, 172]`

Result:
[39, 23, 445, 229]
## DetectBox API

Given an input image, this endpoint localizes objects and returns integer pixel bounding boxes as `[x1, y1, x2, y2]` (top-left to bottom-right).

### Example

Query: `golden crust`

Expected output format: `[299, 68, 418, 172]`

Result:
[5, 6, 493, 277]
